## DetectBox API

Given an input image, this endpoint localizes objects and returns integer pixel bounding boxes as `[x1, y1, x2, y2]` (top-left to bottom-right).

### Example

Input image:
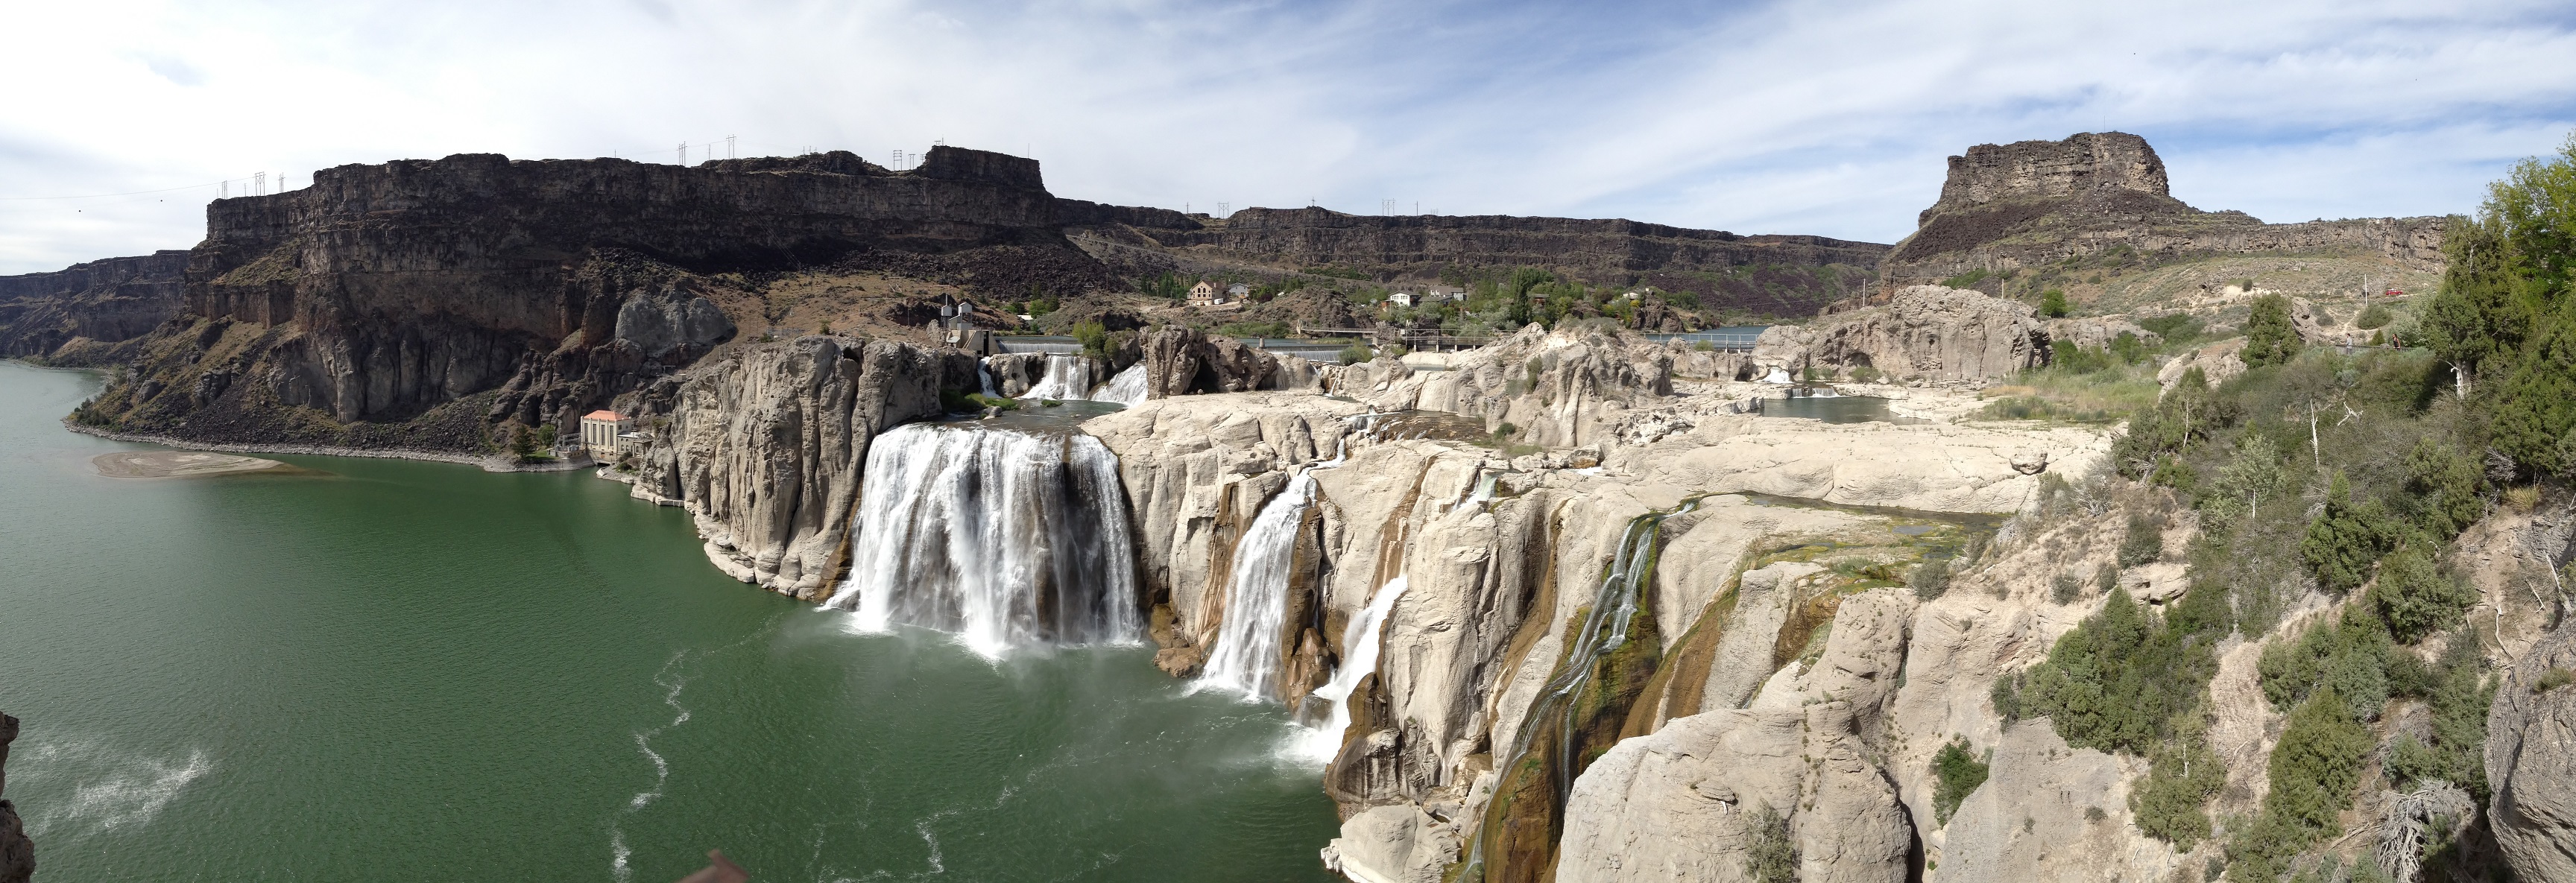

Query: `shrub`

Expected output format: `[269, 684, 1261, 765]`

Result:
[2536, 667, 2576, 693]
[2370, 545, 2474, 643]
[2041, 288, 2071, 317]
[2243, 294, 2304, 367]
[2118, 510, 2165, 566]
[2051, 572, 2084, 604]
[2232, 682, 2394, 879]
[1931, 738, 1990, 824]
[2404, 437, 2487, 538]
[1849, 365, 1884, 384]
[2109, 331, 2147, 364]
[1910, 558, 1952, 600]
[1338, 343, 1376, 364]
[2007, 587, 2218, 753]
[2301, 472, 2401, 594]
[2356, 303, 2394, 330]
[1070, 320, 1111, 360]
[2258, 608, 2393, 721]
[1746, 804, 1799, 883]
[2130, 726, 2224, 849]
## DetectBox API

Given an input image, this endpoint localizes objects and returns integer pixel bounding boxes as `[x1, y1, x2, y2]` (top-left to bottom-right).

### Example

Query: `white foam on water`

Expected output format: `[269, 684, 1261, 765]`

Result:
[22, 741, 214, 839]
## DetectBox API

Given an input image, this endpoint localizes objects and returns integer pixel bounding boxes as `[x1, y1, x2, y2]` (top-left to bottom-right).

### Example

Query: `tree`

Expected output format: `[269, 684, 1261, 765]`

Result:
[1745, 804, 1799, 883]
[2370, 545, 2475, 644]
[2041, 288, 2071, 317]
[2301, 472, 2398, 594]
[1931, 738, 1989, 824]
[2118, 510, 2165, 566]
[2243, 293, 2304, 367]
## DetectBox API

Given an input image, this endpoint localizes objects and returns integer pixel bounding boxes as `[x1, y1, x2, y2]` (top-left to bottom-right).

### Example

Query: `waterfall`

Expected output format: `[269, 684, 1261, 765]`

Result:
[1092, 363, 1148, 406]
[822, 421, 1140, 657]
[1018, 353, 1096, 401]
[1458, 498, 1699, 882]
[1291, 574, 1409, 762]
[1196, 468, 1319, 700]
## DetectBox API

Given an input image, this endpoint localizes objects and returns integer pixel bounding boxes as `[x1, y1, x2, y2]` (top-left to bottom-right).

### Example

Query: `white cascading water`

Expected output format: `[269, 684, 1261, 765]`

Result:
[1017, 353, 1095, 401]
[822, 421, 1140, 657]
[1291, 574, 1409, 762]
[1091, 363, 1148, 406]
[1196, 468, 1320, 700]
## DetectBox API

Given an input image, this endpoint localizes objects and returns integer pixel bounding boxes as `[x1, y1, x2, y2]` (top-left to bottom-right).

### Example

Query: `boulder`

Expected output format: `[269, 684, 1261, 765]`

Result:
[1750, 285, 2045, 383]
[1, 711, 28, 883]
[2487, 626, 2576, 882]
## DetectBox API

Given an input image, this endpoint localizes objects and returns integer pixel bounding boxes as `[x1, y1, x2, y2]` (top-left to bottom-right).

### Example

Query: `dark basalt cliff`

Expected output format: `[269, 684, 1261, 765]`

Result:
[0, 250, 189, 362]
[75, 146, 1100, 451]
[1083, 207, 1888, 310]
[1882, 131, 2446, 286]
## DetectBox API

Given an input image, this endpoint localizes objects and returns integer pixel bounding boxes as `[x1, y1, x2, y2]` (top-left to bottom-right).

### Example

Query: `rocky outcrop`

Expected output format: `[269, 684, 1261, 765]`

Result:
[2487, 626, 2576, 882]
[0, 250, 189, 361]
[619, 336, 978, 598]
[1553, 590, 1918, 883]
[1104, 208, 1886, 280]
[0, 711, 28, 883]
[1333, 324, 1674, 448]
[1750, 285, 2045, 383]
[76, 145, 1111, 452]
[1883, 132, 2446, 286]
[1134, 326, 1322, 399]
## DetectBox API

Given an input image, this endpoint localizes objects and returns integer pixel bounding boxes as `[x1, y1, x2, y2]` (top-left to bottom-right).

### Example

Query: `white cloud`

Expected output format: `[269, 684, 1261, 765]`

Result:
[0, 0, 2570, 273]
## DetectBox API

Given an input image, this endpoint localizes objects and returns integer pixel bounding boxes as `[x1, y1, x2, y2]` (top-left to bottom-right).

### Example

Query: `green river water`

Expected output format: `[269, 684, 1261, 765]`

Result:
[0, 361, 1339, 882]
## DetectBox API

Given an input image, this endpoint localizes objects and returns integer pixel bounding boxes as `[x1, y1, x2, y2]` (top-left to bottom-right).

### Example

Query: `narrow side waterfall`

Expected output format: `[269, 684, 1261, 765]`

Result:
[1459, 497, 1699, 882]
[823, 420, 1140, 656]
[1092, 363, 1148, 406]
[1017, 354, 1095, 400]
[1292, 574, 1409, 762]
[1196, 469, 1322, 700]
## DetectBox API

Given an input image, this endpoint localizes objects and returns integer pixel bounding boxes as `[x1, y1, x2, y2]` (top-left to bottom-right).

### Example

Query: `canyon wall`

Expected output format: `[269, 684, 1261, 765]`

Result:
[0, 712, 27, 883]
[616, 336, 978, 598]
[0, 250, 189, 361]
[73, 146, 1093, 450]
[1882, 132, 2446, 288]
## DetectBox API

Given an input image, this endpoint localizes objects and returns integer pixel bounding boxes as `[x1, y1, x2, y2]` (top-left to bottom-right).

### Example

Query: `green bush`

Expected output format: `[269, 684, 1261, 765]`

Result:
[2004, 586, 2218, 753]
[2051, 340, 2109, 373]
[1931, 738, 1990, 824]
[1942, 268, 1992, 289]
[2244, 294, 2304, 368]
[2118, 510, 2165, 566]
[2258, 609, 2393, 721]
[2129, 725, 2225, 849]
[2041, 288, 2071, 317]
[1216, 320, 1290, 338]
[2403, 437, 2486, 538]
[2109, 331, 2147, 364]
[1746, 804, 1798, 883]
[2232, 681, 2390, 879]
[2356, 303, 2394, 330]
[2051, 572, 2083, 604]
[2370, 545, 2474, 643]
[1849, 365, 1884, 384]
[1910, 558, 1951, 600]
[1339, 343, 1376, 364]
[1070, 320, 1111, 360]
[2301, 472, 2402, 594]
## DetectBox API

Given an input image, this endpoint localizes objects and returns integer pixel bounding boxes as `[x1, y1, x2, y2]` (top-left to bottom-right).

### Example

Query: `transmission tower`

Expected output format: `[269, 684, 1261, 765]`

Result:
[727, 135, 736, 159]
[677, 142, 687, 165]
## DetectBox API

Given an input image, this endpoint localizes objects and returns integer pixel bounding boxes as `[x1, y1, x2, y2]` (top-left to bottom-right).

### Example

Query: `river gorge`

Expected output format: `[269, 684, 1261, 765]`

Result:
[0, 361, 1339, 882]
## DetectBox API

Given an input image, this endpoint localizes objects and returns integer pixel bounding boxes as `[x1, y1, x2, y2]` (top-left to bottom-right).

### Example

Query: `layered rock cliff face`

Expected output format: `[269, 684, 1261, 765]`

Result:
[1881, 132, 2446, 287]
[74, 146, 1097, 450]
[0, 250, 188, 362]
[1073, 207, 1889, 317]
[2487, 627, 2576, 881]
[0, 711, 29, 883]
[617, 336, 978, 598]
[1085, 367, 2115, 883]
[1750, 285, 2047, 382]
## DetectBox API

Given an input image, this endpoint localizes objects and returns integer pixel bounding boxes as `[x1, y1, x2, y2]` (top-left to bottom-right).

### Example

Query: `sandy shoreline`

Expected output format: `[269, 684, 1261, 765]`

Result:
[92, 450, 312, 478]
[62, 422, 595, 472]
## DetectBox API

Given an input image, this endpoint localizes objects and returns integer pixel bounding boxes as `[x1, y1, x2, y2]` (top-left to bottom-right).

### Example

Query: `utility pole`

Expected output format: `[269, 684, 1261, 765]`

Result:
[678, 142, 687, 165]
[1218, 202, 1228, 216]
[727, 135, 736, 159]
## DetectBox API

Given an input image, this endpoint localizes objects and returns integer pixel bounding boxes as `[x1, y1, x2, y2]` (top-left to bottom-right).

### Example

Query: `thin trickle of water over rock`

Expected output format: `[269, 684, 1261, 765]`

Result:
[824, 420, 1140, 656]
[1463, 499, 1696, 883]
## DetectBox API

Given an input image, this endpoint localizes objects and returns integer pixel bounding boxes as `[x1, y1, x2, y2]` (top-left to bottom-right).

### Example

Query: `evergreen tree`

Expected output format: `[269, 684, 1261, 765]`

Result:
[2243, 294, 2304, 367]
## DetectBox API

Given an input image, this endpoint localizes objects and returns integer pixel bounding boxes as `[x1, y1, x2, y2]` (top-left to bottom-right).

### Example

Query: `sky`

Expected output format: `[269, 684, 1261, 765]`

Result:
[3, 0, 2574, 275]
